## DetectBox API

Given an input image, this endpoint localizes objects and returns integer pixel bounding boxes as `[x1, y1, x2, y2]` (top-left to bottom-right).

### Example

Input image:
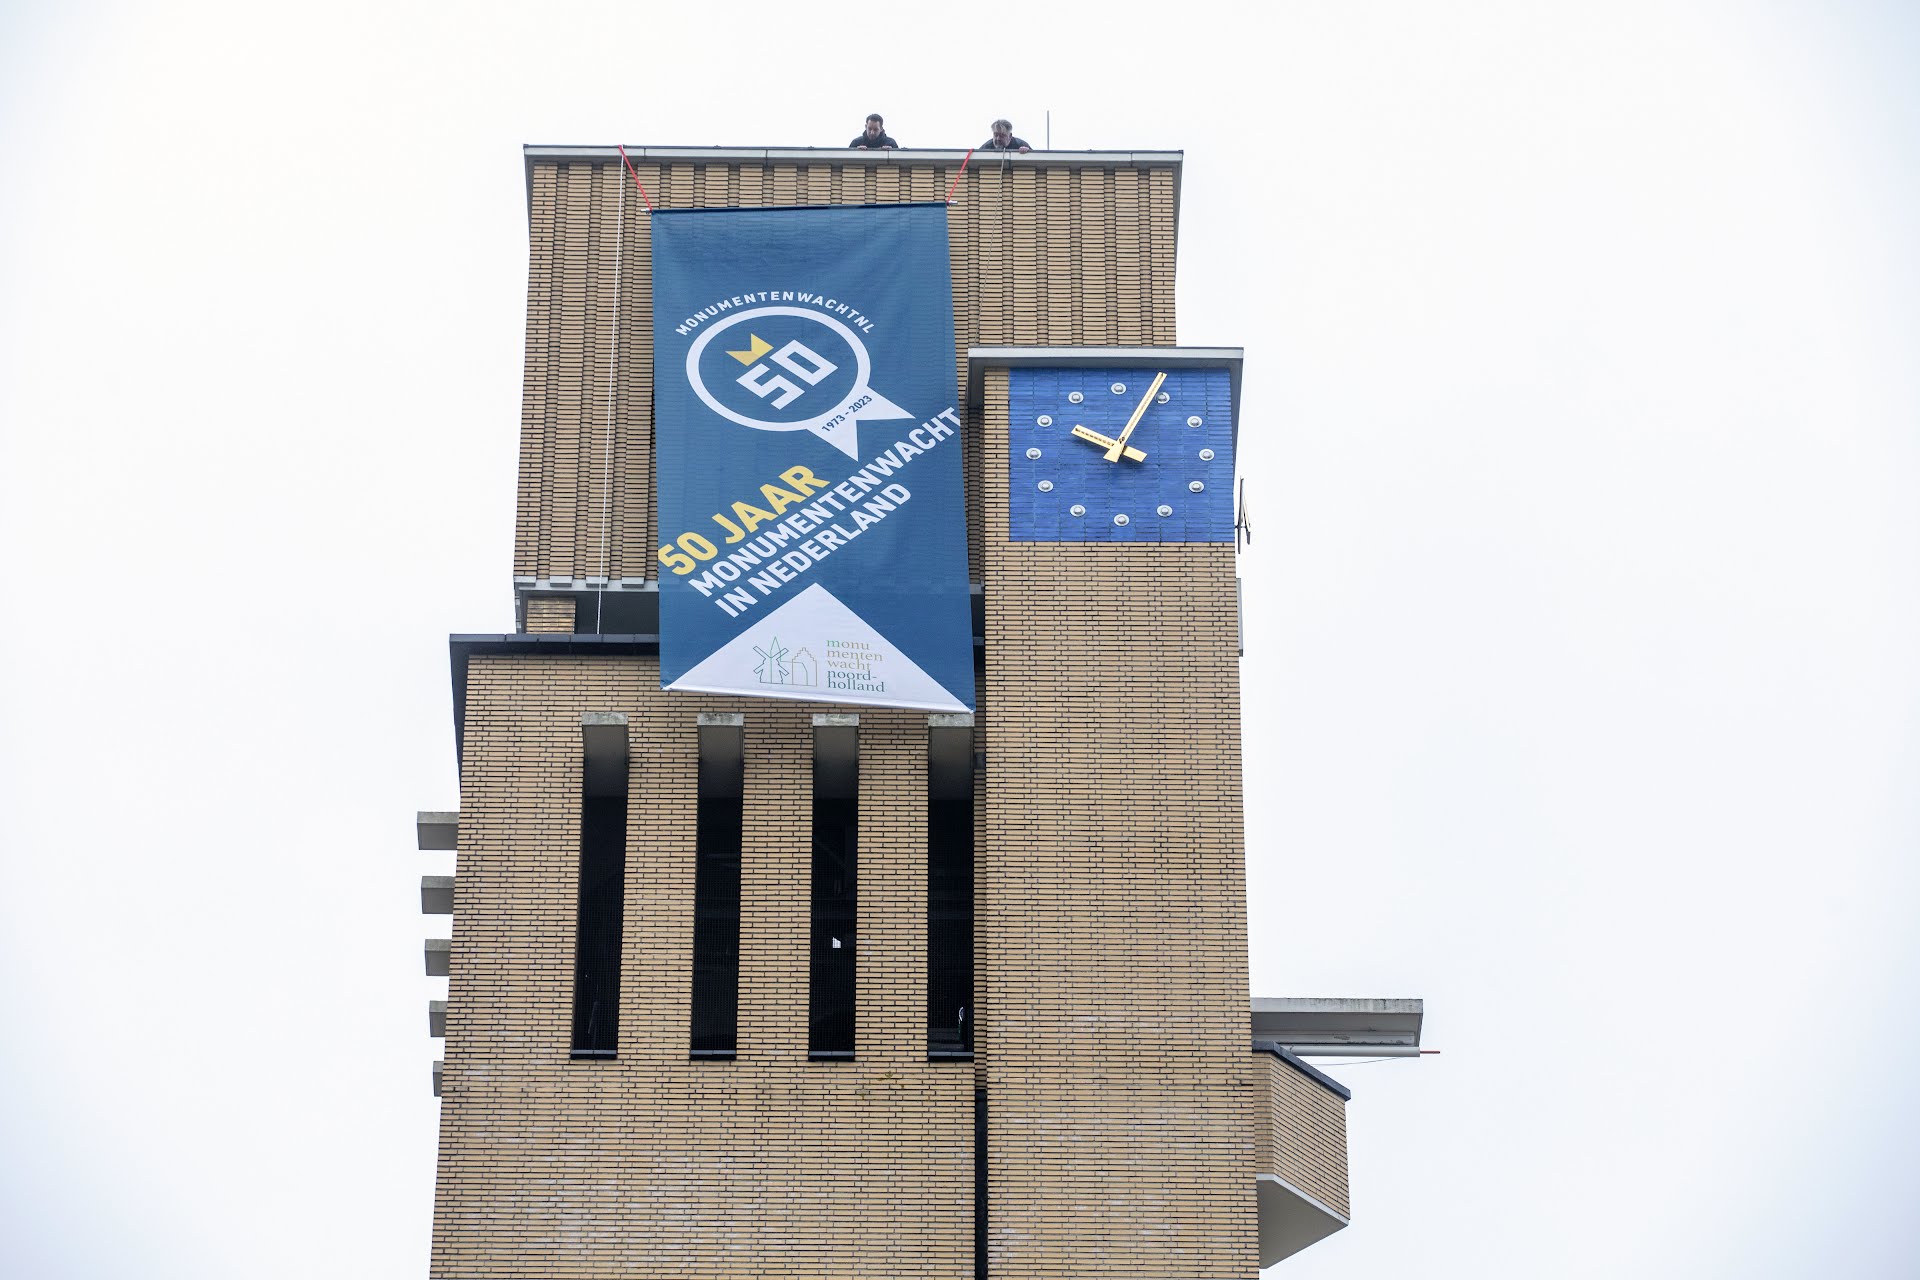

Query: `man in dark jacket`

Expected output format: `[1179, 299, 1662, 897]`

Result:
[981, 119, 1031, 152]
[850, 114, 899, 149]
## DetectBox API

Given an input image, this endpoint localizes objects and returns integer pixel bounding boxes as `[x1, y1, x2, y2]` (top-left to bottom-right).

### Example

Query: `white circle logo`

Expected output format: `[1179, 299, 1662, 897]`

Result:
[685, 306, 870, 434]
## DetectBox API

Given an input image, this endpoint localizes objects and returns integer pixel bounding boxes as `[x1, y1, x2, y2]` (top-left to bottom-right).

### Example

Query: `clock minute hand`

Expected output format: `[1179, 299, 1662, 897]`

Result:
[1105, 371, 1167, 462]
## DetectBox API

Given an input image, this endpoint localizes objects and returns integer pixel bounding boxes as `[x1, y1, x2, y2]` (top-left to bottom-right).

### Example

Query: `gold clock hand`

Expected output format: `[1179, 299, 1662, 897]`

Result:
[1104, 371, 1167, 462]
[1070, 424, 1146, 461]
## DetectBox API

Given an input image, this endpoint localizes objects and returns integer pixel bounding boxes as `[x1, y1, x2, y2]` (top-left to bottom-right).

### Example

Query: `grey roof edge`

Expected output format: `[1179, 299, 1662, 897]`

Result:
[1253, 997, 1425, 1015]
[964, 346, 1245, 450]
[1252, 1041, 1354, 1102]
[525, 143, 1183, 167]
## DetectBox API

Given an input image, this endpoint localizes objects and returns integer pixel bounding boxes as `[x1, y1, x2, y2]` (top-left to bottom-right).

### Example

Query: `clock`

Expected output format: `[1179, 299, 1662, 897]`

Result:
[1007, 365, 1236, 542]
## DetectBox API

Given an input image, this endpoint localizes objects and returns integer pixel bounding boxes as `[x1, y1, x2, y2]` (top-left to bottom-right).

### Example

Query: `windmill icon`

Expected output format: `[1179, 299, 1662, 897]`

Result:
[752, 636, 792, 685]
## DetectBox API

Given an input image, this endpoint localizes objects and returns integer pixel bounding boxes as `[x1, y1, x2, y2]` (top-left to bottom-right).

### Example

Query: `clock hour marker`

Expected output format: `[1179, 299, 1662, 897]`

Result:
[1067, 391, 1084, 404]
[1157, 505, 1173, 517]
[1156, 391, 1170, 404]
[1199, 448, 1215, 461]
[1038, 480, 1054, 492]
[1110, 382, 1126, 395]
[1026, 447, 1042, 459]
[1036, 414, 1053, 427]
[1113, 513, 1130, 526]
[1189, 481, 1205, 492]
[1070, 504, 1086, 517]
[1187, 415, 1203, 428]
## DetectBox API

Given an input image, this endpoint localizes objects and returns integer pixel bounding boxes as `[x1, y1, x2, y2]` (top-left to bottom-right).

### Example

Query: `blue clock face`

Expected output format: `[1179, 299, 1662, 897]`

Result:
[1007, 366, 1236, 542]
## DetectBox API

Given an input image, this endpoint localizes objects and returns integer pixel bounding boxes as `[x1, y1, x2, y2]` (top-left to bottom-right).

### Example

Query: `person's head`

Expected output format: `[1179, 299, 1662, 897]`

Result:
[865, 114, 885, 138]
[991, 119, 1014, 145]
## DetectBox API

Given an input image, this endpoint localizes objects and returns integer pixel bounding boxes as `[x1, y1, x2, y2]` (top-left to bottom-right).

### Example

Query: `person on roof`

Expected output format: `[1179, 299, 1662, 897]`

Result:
[981, 119, 1031, 152]
[850, 114, 899, 149]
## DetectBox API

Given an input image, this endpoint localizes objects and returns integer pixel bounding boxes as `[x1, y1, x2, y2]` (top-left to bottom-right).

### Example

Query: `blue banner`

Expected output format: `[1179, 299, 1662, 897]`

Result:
[651, 204, 974, 712]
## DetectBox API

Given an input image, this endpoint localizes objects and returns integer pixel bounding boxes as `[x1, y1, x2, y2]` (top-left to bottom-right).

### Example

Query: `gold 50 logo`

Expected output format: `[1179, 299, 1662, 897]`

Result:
[685, 305, 910, 460]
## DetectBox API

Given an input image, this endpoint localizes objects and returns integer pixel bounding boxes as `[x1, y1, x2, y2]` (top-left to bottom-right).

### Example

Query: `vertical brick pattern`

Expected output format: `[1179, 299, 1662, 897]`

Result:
[1259, 1058, 1350, 1220]
[975, 367, 1258, 1278]
[514, 163, 652, 586]
[432, 659, 973, 1277]
[511, 155, 1180, 595]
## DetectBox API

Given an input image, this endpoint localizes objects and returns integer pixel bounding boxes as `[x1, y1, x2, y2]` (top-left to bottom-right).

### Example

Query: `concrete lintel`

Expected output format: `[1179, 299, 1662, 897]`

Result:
[581, 713, 629, 799]
[928, 714, 975, 800]
[698, 713, 745, 799]
[428, 1000, 446, 1038]
[424, 938, 450, 977]
[420, 875, 453, 915]
[416, 811, 457, 851]
[812, 715, 859, 800]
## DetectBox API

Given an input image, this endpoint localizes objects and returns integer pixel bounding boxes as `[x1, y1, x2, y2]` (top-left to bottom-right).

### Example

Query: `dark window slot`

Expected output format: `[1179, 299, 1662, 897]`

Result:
[690, 795, 743, 1055]
[974, 1087, 989, 1278]
[927, 794, 974, 1058]
[808, 794, 858, 1057]
[570, 793, 627, 1056]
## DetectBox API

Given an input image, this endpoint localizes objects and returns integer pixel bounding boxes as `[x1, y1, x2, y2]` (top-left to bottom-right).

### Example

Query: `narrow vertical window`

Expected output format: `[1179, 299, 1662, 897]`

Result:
[974, 1086, 990, 1278]
[928, 714, 976, 1059]
[926, 794, 974, 1056]
[691, 713, 744, 1058]
[571, 713, 629, 1057]
[809, 714, 859, 1058]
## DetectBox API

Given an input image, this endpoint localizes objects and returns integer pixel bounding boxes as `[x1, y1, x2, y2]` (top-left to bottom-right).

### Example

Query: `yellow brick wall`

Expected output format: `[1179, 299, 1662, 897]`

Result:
[973, 368, 1256, 1277]
[523, 596, 576, 633]
[433, 656, 972, 1277]
[1259, 1056, 1351, 1221]
[513, 153, 1179, 589]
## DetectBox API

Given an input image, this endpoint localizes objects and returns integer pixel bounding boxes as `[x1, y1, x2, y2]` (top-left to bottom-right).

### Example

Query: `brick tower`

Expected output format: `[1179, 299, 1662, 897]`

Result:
[418, 145, 1393, 1278]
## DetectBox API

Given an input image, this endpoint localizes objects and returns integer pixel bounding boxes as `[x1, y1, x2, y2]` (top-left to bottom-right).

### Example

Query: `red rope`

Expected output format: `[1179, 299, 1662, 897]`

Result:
[944, 148, 975, 204]
[615, 144, 655, 211]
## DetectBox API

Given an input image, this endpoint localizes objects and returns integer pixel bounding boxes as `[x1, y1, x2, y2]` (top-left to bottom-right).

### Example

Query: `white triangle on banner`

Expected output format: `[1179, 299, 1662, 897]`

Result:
[667, 582, 970, 712]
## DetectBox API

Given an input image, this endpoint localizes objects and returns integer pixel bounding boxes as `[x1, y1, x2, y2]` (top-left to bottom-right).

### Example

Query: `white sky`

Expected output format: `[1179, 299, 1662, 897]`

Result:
[3, 3, 1916, 1277]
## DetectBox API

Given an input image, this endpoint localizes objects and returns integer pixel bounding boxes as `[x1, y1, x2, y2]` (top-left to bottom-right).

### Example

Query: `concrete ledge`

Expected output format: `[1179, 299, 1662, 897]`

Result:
[420, 875, 453, 915]
[428, 1000, 446, 1038]
[424, 938, 450, 977]
[416, 811, 457, 851]
[1250, 996, 1424, 1054]
[431, 1060, 443, 1099]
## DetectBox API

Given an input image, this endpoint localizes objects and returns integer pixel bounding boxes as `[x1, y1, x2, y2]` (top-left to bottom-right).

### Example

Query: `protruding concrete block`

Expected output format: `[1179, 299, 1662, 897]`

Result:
[431, 1059, 443, 1098]
[425, 938, 451, 977]
[416, 811, 457, 851]
[420, 875, 454, 915]
[428, 999, 446, 1038]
